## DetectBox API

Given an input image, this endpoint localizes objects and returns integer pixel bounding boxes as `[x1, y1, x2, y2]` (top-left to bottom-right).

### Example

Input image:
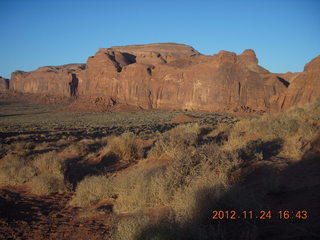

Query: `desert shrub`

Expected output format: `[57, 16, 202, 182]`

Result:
[56, 135, 77, 145]
[115, 212, 256, 240]
[32, 151, 66, 178]
[69, 175, 114, 207]
[114, 215, 153, 240]
[110, 143, 244, 240]
[162, 145, 239, 223]
[63, 127, 253, 239]
[0, 155, 36, 187]
[8, 141, 35, 156]
[30, 175, 69, 195]
[66, 138, 103, 157]
[112, 167, 163, 214]
[114, 214, 177, 240]
[148, 123, 201, 159]
[104, 132, 143, 162]
[30, 152, 71, 195]
[225, 100, 320, 159]
[113, 143, 240, 220]
[208, 122, 232, 137]
[33, 141, 51, 151]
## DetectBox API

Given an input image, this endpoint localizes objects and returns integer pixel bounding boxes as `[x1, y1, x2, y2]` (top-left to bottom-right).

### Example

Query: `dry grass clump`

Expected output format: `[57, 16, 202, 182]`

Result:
[114, 215, 153, 240]
[30, 152, 70, 195]
[69, 175, 114, 207]
[8, 141, 35, 156]
[112, 168, 156, 214]
[113, 144, 239, 220]
[114, 214, 176, 240]
[56, 135, 78, 146]
[148, 123, 201, 159]
[32, 151, 66, 177]
[155, 145, 239, 223]
[30, 175, 69, 195]
[225, 100, 320, 159]
[66, 138, 104, 157]
[0, 151, 71, 194]
[104, 132, 143, 163]
[33, 141, 51, 151]
[208, 122, 232, 137]
[110, 144, 241, 239]
[70, 142, 239, 219]
[69, 129, 240, 225]
[0, 154, 36, 187]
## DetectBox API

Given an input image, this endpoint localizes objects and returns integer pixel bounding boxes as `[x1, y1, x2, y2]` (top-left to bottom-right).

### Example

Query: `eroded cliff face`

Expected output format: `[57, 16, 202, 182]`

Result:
[75, 43, 288, 112]
[9, 43, 318, 112]
[10, 64, 85, 97]
[0, 77, 9, 91]
[272, 56, 320, 110]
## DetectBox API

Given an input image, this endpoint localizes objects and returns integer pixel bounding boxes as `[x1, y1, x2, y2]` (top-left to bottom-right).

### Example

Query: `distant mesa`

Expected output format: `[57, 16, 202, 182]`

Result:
[0, 77, 9, 91]
[5, 43, 320, 112]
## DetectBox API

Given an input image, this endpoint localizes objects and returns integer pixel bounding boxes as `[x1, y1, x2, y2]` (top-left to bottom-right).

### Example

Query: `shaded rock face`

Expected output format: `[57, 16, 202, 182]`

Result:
[0, 77, 9, 91]
[10, 64, 85, 97]
[9, 43, 317, 112]
[272, 56, 320, 110]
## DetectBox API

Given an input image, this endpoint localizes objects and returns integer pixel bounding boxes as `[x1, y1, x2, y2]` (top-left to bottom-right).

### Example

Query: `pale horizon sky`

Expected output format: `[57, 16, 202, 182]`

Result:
[0, 0, 319, 79]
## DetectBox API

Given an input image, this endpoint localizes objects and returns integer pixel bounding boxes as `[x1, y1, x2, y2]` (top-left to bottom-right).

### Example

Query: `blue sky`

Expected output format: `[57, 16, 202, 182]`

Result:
[0, 0, 319, 78]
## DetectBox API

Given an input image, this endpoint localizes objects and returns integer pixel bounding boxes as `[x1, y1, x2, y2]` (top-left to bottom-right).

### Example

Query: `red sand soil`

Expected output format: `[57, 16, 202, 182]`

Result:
[0, 187, 111, 240]
[170, 114, 201, 123]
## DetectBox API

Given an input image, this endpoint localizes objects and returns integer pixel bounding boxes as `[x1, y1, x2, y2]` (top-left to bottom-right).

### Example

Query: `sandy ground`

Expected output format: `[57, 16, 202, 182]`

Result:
[0, 187, 111, 240]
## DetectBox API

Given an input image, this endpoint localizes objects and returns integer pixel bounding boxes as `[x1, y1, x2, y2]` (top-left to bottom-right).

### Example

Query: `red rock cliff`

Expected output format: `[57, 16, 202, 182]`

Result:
[272, 55, 320, 110]
[76, 43, 288, 111]
[10, 64, 85, 97]
[10, 43, 317, 112]
[0, 77, 9, 91]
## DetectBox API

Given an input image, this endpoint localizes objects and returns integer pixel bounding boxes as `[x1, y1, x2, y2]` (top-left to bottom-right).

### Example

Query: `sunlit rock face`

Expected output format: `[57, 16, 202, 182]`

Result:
[10, 64, 85, 97]
[75, 43, 287, 112]
[11, 43, 319, 112]
[272, 55, 320, 111]
[0, 77, 9, 91]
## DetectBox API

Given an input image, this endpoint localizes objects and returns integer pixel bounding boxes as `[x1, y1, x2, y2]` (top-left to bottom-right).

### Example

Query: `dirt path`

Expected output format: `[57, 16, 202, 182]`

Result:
[0, 188, 111, 240]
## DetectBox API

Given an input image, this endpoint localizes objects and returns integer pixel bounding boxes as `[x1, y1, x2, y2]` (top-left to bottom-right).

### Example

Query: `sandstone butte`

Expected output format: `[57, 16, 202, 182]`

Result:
[0, 77, 9, 91]
[8, 43, 320, 112]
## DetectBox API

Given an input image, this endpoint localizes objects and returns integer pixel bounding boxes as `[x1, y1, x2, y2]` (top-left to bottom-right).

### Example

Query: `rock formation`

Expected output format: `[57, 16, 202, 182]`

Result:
[0, 77, 9, 91]
[272, 55, 320, 110]
[10, 64, 85, 97]
[8, 43, 319, 112]
[75, 43, 288, 111]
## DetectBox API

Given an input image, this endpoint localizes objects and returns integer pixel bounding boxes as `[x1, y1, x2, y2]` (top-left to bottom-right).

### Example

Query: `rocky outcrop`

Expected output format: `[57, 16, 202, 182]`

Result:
[9, 43, 318, 112]
[75, 43, 288, 112]
[0, 77, 9, 91]
[276, 72, 300, 84]
[272, 56, 320, 110]
[10, 64, 86, 97]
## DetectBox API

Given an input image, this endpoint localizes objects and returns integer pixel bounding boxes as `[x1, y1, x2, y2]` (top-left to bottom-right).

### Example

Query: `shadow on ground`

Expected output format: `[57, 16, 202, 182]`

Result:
[136, 137, 320, 240]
